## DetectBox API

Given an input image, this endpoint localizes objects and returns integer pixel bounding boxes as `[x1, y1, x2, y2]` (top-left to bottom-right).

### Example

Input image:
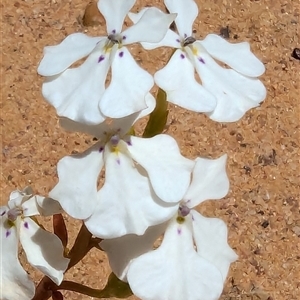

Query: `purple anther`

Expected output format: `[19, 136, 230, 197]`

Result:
[7, 207, 22, 222]
[180, 53, 185, 59]
[98, 55, 105, 63]
[6, 230, 11, 238]
[179, 204, 190, 217]
[112, 29, 116, 34]
[110, 135, 119, 146]
[119, 51, 124, 58]
[177, 228, 182, 235]
[116, 158, 120, 165]
[122, 35, 126, 40]
[199, 57, 205, 64]
[99, 146, 104, 153]
[24, 222, 29, 229]
[1, 210, 6, 216]
[184, 33, 187, 38]
[127, 140, 132, 146]
[176, 38, 180, 43]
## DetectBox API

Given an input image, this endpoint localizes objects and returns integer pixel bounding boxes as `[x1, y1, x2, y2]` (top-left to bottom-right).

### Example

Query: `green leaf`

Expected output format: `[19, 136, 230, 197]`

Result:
[100, 272, 133, 298]
[143, 88, 168, 138]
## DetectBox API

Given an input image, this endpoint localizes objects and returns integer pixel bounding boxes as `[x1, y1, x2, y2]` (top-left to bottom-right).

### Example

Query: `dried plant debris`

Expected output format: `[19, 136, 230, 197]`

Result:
[258, 149, 277, 166]
[220, 26, 230, 39]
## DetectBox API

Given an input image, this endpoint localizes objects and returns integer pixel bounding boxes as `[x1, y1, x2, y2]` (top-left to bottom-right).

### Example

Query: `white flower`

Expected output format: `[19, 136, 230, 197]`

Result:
[129, 0, 267, 122]
[38, 0, 176, 125]
[0, 187, 69, 300]
[50, 111, 194, 238]
[99, 155, 238, 300]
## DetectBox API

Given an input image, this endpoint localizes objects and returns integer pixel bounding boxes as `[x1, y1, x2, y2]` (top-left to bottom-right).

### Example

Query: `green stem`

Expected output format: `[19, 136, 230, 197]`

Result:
[143, 88, 169, 138]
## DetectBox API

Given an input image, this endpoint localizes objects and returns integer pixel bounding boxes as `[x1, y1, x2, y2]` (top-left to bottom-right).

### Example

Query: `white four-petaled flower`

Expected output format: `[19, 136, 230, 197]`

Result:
[129, 0, 267, 122]
[50, 111, 194, 239]
[0, 187, 69, 300]
[38, 0, 176, 125]
[99, 155, 238, 300]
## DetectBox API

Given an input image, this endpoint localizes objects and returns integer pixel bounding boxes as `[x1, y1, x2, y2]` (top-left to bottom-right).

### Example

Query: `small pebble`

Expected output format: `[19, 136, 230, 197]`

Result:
[291, 48, 300, 60]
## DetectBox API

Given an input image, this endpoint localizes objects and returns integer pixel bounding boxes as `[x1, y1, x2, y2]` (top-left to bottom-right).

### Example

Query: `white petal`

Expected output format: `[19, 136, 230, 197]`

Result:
[0, 209, 35, 300]
[155, 49, 216, 112]
[59, 113, 136, 139]
[185, 154, 229, 207]
[59, 117, 107, 138]
[21, 197, 40, 217]
[98, 0, 135, 34]
[42, 40, 110, 125]
[128, 134, 194, 203]
[165, 0, 198, 37]
[191, 211, 238, 282]
[85, 149, 177, 238]
[100, 47, 153, 118]
[35, 196, 63, 216]
[100, 223, 166, 281]
[9, 187, 32, 208]
[10, 193, 49, 219]
[143, 29, 181, 50]
[127, 217, 224, 300]
[38, 33, 103, 76]
[134, 93, 156, 120]
[20, 218, 69, 285]
[128, 9, 180, 49]
[50, 144, 104, 219]
[192, 42, 267, 122]
[59, 93, 154, 138]
[8, 190, 24, 207]
[123, 8, 176, 44]
[200, 34, 265, 77]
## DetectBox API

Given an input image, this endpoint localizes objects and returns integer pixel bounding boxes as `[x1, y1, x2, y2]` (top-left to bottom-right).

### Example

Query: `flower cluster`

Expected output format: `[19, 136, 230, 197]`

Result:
[1, 0, 266, 299]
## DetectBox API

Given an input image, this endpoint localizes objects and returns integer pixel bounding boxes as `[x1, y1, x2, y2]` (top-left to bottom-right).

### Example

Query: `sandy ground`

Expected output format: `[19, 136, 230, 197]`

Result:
[1, 0, 299, 299]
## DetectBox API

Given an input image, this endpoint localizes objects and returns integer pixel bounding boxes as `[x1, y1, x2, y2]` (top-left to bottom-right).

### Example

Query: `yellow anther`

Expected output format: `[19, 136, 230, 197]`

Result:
[176, 216, 185, 224]
[192, 46, 198, 56]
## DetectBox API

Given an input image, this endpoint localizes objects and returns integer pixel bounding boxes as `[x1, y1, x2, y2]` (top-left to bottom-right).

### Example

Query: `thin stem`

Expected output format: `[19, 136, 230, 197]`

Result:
[66, 222, 92, 270]
[32, 277, 56, 300]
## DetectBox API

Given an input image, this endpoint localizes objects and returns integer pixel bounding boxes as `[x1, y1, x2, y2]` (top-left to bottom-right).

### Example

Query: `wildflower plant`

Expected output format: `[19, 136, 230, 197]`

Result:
[0, 0, 266, 299]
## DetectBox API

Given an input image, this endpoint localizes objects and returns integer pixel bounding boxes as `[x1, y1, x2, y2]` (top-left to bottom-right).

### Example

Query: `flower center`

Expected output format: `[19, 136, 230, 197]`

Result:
[108, 33, 123, 44]
[101, 33, 124, 53]
[109, 134, 121, 152]
[7, 207, 23, 222]
[183, 36, 196, 47]
[176, 203, 191, 224]
[4, 207, 23, 230]
[179, 203, 191, 217]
